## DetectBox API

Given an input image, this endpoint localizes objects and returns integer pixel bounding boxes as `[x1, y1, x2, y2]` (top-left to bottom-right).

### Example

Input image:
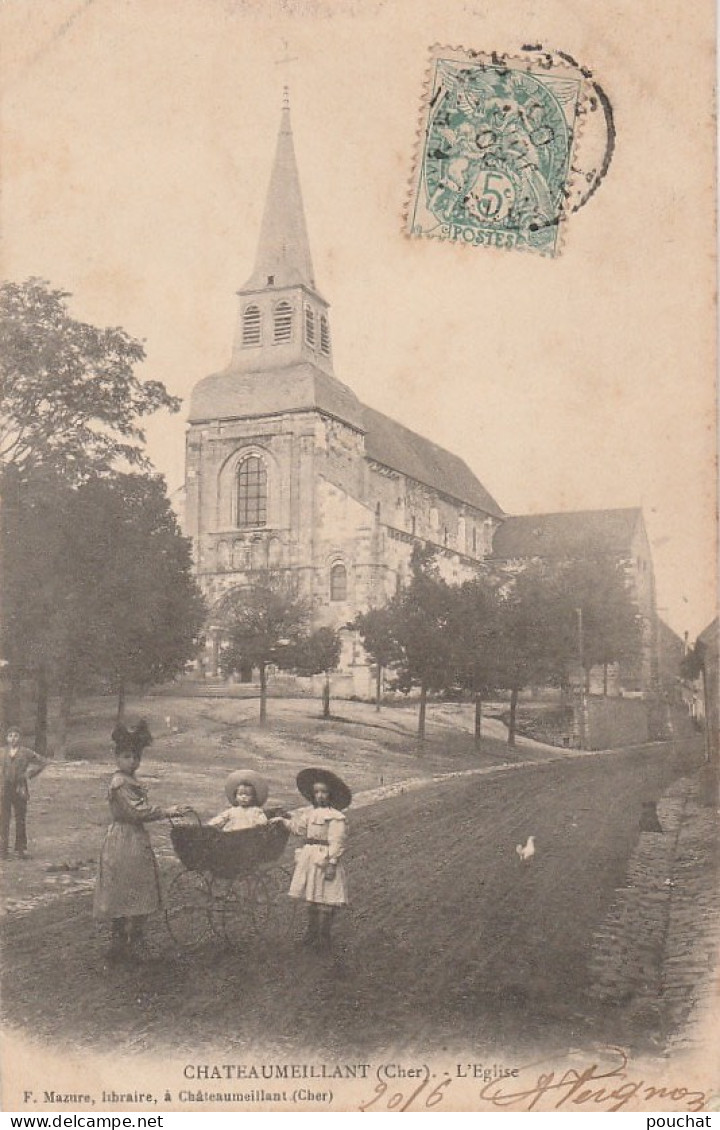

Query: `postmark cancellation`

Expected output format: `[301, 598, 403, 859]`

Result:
[406, 46, 613, 257]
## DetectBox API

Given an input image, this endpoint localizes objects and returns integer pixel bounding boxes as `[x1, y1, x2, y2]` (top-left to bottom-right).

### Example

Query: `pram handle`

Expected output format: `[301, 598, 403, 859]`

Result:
[168, 806, 203, 827]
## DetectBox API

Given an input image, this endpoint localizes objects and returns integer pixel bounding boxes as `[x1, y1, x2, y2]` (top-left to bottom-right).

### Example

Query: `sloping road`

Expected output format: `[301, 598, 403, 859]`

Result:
[1, 739, 700, 1059]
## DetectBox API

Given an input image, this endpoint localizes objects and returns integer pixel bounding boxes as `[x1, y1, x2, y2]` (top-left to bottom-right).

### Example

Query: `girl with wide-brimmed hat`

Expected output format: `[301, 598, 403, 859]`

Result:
[277, 767, 351, 950]
[207, 769, 270, 831]
[93, 721, 189, 961]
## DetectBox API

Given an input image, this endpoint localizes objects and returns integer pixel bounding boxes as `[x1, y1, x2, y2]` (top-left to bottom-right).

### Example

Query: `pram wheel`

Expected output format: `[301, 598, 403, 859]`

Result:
[165, 870, 214, 949]
[222, 874, 272, 949]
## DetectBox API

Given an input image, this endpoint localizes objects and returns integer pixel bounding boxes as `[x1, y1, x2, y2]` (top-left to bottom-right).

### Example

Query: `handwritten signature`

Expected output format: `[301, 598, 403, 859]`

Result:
[356, 1048, 712, 1113]
[479, 1047, 709, 1112]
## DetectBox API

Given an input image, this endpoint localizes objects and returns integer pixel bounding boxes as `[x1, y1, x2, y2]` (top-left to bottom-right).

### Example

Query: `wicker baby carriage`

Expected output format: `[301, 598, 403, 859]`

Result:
[164, 808, 292, 949]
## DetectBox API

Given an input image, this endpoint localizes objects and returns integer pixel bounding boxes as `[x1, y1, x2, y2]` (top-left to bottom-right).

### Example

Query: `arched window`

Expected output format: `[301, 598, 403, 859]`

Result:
[320, 315, 330, 355]
[274, 301, 292, 343]
[242, 305, 261, 347]
[304, 304, 315, 346]
[330, 563, 347, 602]
[268, 537, 282, 567]
[236, 456, 267, 528]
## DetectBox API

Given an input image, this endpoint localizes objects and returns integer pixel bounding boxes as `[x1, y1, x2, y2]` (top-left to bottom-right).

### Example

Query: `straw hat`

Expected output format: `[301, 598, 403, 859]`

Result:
[224, 769, 269, 806]
[296, 767, 352, 811]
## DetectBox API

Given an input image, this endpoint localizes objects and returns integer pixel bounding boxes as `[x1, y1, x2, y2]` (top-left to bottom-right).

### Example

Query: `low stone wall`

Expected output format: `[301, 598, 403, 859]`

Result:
[585, 697, 649, 750]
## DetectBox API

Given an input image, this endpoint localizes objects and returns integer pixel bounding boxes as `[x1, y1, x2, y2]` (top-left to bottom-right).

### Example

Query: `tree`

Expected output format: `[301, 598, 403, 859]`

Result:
[0, 278, 182, 735]
[288, 627, 342, 718]
[217, 574, 312, 725]
[387, 546, 456, 740]
[494, 562, 568, 748]
[61, 474, 207, 718]
[354, 606, 403, 711]
[0, 279, 180, 482]
[448, 575, 501, 746]
[556, 555, 643, 695]
[2, 472, 206, 749]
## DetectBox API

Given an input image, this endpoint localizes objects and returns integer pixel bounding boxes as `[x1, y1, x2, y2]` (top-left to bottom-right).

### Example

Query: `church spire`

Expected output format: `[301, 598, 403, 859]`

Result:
[242, 93, 315, 291]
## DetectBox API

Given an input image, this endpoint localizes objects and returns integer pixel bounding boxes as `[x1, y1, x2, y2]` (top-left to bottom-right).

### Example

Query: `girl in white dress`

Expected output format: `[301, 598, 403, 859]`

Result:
[279, 767, 351, 950]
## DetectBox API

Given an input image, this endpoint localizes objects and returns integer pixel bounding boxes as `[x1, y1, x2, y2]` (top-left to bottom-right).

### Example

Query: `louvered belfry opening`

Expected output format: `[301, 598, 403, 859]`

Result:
[305, 304, 315, 346]
[242, 304, 261, 347]
[320, 314, 330, 355]
[274, 301, 293, 343]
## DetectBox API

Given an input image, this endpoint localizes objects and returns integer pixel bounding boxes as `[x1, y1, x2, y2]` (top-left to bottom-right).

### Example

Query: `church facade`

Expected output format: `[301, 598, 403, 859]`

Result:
[184, 102, 658, 699]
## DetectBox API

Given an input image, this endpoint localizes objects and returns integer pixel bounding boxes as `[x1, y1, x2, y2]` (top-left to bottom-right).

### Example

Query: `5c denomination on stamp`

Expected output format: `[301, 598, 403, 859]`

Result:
[406, 45, 614, 257]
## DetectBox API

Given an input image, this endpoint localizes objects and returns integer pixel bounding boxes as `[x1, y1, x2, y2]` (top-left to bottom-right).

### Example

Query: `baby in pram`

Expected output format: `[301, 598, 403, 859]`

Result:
[208, 770, 270, 831]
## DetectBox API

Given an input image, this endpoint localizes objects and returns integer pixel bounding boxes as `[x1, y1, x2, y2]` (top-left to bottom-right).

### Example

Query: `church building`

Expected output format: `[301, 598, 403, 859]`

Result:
[185, 100, 504, 693]
[184, 100, 658, 701]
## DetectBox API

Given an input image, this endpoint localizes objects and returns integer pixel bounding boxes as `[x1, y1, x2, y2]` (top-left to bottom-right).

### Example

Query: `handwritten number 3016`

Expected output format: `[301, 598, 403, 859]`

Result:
[359, 1075, 452, 1112]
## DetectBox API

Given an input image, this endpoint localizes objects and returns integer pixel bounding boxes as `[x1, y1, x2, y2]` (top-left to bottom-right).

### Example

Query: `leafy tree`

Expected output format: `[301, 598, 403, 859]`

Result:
[62, 474, 206, 719]
[288, 627, 342, 718]
[2, 473, 206, 748]
[0, 278, 179, 481]
[217, 574, 312, 725]
[0, 278, 182, 735]
[494, 562, 568, 748]
[354, 606, 403, 712]
[448, 575, 501, 745]
[555, 555, 643, 695]
[388, 545, 456, 740]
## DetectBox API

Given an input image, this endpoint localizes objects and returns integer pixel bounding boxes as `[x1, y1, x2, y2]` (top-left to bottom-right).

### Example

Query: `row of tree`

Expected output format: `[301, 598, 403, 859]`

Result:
[354, 545, 643, 743]
[214, 543, 643, 746]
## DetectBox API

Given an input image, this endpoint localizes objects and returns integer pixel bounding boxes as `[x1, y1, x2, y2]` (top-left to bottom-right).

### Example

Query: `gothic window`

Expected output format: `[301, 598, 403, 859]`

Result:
[274, 301, 293, 343]
[304, 305, 315, 346]
[458, 517, 466, 548]
[217, 540, 230, 570]
[375, 501, 381, 521]
[242, 305, 261, 347]
[320, 315, 330, 355]
[330, 563, 347, 602]
[472, 526, 477, 552]
[236, 456, 267, 528]
[232, 540, 245, 570]
[443, 526, 448, 546]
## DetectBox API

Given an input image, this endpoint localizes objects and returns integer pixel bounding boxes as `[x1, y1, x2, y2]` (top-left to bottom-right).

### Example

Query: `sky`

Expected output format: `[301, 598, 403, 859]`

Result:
[1, 0, 717, 638]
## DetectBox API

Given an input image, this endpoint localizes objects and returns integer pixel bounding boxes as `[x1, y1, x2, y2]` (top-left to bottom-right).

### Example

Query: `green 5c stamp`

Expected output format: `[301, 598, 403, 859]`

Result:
[406, 46, 614, 256]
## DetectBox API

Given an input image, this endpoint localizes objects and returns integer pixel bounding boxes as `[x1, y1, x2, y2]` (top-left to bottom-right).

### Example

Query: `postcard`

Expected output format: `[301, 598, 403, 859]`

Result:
[1, 0, 717, 1115]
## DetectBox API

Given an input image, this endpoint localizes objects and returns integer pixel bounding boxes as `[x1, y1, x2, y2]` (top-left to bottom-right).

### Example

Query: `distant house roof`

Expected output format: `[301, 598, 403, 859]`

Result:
[491, 508, 644, 559]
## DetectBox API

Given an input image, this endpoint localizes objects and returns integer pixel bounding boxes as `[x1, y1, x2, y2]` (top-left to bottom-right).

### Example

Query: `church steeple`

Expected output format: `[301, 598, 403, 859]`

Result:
[231, 93, 333, 375]
[242, 91, 316, 291]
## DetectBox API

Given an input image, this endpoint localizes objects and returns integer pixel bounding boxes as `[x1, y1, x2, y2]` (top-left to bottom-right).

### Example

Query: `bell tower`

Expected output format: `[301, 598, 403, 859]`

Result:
[230, 91, 334, 377]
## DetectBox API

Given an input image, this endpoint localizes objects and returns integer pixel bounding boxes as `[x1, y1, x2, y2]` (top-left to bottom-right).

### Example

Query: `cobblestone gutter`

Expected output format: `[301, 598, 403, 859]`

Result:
[589, 771, 720, 1049]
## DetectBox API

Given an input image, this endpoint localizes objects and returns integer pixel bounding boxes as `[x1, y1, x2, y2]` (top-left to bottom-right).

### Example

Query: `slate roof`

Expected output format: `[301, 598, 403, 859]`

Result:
[362, 404, 503, 517]
[491, 508, 643, 559]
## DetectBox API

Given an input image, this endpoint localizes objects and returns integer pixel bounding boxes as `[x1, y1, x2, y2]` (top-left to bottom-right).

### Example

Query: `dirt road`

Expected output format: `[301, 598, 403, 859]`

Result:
[0, 739, 698, 1059]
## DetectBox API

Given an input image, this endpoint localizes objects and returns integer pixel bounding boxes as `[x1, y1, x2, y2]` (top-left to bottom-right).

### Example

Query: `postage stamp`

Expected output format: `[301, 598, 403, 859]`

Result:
[406, 46, 613, 256]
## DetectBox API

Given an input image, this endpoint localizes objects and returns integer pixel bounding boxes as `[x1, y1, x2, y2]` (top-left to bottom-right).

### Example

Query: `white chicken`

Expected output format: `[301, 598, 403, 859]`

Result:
[516, 835, 535, 862]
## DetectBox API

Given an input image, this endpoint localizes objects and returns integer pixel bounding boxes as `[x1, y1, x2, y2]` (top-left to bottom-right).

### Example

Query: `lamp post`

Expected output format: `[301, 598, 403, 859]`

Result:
[577, 607, 587, 749]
